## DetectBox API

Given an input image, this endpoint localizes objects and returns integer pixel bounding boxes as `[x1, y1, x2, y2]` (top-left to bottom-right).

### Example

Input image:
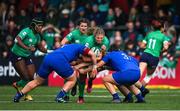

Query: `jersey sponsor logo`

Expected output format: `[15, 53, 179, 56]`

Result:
[22, 32, 27, 36]
[29, 38, 33, 42]
[75, 40, 80, 43]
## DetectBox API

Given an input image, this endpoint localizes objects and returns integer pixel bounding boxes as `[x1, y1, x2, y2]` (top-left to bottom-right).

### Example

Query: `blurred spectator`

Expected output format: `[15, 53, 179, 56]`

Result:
[114, 7, 127, 26]
[137, 4, 154, 32]
[75, 6, 87, 21]
[109, 31, 124, 51]
[105, 8, 115, 27]
[129, 0, 143, 12]
[0, 35, 13, 59]
[135, 34, 144, 56]
[6, 7, 17, 22]
[58, 9, 70, 30]
[46, 8, 58, 26]
[33, 4, 46, 19]
[47, 0, 61, 9]
[3, 20, 18, 42]
[98, 0, 110, 24]
[89, 4, 103, 25]
[110, 0, 129, 14]
[16, 9, 31, 29]
[128, 7, 138, 23]
[25, 2, 34, 20]
[156, 8, 168, 22]
[122, 21, 138, 42]
[124, 40, 137, 57]
[41, 24, 61, 50]
[0, 2, 8, 30]
[69, 0, 77, 22]
[34, 0, 47, 13]
[134, 20, 144, 34]
[90, 20, 97, 28]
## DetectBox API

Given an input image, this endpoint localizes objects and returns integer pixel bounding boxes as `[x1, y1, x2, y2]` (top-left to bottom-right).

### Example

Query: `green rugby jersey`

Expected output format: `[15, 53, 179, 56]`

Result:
[66, 29, 89, 44]
[83, 35, 109, 56]
[143, 30, 170, 57]
[11, 27, 41, 57]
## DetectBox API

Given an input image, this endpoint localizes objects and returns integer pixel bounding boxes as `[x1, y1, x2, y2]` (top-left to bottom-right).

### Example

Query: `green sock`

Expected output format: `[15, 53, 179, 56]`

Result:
[16, 80, 28, 87]
[64, 80, 70, 97]
[79, 81, 86, 98]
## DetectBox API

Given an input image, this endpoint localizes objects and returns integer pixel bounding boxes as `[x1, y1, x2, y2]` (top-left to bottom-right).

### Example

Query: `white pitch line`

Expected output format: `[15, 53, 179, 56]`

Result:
[1, 94, 180, 97]
[91, 90, 180, 93]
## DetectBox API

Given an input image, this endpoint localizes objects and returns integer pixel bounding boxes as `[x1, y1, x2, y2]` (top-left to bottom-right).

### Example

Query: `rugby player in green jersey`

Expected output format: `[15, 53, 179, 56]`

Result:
[61, 18, 89, 45]
[11, 18, 48, 101]
[135, 20, 170, 97]
[74, 27, 110, 103]
[60, 18, 90, 101]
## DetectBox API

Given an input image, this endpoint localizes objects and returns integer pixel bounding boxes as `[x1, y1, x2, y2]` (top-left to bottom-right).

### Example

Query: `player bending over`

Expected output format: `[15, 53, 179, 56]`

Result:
[13, 44, 97, 103]
[60, 18, 90, 101]
[96, 51, 145, 103]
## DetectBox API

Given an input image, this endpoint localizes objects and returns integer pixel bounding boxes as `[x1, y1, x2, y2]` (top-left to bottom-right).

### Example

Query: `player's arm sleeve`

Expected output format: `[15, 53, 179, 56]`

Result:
[14, 29, 30, 50]
[163, 36, 170, 44]
[83, 38, 91, 48]
[61, 31, 75, 45]
[66, 31, 75, 42]
[102, 54, 109, 63]
[17, 28, 28, 40]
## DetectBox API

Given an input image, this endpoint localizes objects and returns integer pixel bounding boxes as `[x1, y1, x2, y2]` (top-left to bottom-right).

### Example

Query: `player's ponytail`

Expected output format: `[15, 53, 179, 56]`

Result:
[151, 20, 162, 30]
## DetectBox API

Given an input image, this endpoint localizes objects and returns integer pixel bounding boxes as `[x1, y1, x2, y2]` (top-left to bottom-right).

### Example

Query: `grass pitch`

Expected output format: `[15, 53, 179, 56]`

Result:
[0, 86, 180, 110]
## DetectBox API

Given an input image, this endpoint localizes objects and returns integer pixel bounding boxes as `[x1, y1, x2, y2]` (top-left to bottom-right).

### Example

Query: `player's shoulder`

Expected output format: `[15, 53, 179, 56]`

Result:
[21, 27, 31, 32]
[86, 35, 94, 41]
[71, 29, 80, 34]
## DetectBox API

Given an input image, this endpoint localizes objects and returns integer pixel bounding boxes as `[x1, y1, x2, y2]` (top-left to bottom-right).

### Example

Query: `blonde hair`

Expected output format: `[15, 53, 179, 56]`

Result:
[93, 27, 105, 36]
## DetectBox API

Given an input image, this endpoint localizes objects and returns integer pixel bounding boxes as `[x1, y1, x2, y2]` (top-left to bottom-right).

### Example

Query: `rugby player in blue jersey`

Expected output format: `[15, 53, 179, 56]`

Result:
[13, 44, 97, 103]
[96, 51, 145, 103]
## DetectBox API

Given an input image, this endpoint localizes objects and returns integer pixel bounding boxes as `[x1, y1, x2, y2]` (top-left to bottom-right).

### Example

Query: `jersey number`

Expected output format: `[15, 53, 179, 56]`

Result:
[121, 53, 130, 60]
[148, 39, 156, 49]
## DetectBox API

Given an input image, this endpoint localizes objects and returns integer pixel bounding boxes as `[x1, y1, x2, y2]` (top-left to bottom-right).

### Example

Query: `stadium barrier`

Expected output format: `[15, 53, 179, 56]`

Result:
[0, 56, 48, 85]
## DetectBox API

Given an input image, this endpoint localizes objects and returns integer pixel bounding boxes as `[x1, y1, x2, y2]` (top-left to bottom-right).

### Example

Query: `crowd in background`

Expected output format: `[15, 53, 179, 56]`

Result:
[0, 0, 179, 67]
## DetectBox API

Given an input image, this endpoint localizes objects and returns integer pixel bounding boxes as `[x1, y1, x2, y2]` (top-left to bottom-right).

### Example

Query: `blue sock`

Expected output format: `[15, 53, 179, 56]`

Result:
[14, 92, 24, 102]
[136, 93, 144, 102]
[56, 89, 66, 99]
[112, 93, 120, 100]
[140, 85, 145, 92]
[126, 93, 133, 100]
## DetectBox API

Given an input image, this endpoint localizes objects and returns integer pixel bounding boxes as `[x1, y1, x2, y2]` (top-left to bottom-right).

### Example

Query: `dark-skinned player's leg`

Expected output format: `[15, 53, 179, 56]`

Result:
[13, 59, 33, 101]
